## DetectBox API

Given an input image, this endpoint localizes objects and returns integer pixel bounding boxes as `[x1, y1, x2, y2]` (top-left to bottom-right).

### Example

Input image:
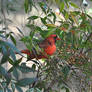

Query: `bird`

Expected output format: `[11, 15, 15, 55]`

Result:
[19, 34, 61, 60]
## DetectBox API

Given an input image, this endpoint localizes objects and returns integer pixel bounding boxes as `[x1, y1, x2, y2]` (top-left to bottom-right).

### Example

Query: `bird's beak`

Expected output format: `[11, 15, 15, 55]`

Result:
[56, 37, 61, 40]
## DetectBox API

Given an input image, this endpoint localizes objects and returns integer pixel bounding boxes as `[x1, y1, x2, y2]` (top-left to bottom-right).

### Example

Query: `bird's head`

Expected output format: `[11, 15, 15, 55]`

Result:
[47, 34, 61, 43]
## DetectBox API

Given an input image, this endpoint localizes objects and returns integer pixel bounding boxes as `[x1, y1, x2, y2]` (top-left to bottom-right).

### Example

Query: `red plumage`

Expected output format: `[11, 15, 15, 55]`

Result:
[19, 34, 60, 60]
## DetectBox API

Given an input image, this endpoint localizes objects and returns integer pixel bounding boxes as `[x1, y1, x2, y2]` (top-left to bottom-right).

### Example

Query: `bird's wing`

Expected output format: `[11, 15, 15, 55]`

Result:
[38, 39, 52, 49]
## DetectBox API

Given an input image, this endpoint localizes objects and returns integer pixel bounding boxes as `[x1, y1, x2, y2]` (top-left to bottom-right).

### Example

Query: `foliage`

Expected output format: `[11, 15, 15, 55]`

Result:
[0, 0, 92, 92]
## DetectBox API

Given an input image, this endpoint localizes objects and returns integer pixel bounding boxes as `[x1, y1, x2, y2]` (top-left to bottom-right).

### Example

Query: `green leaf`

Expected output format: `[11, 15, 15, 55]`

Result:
[51, 12, 56, 23]
[16, 27, 24, 36]
[6, 34, 10, 38]
[41, 17, 47, 25]
[16, 85, 23, 92]
[65, 12, 69, 20]
[13, 58, 22, 66]
[0, 66, 11, 83]
[26, 88, 42, 92]
[13, 68, 19, 80]
[47, 14, 52, 17]
[36, 88, 42, 92]
[46, 27, 57, 37]
[28, 16, 39, 20]
[8, 8, 16, 12]
[10, 35, 16, 45]
[9, 48, 16, 61]
[87, 14, 92, 19]
[8, 66, 14, 73]
[17, 65, 35, 73]
[7, 88, 12, 92]
[62, 65, 70, 78]
[20, 36, 29, 43]
[0, 31, 5, 34]
[35, 26, 43, 35]
[61, 86, 70, 92]
[70, 2, 79, 8]
[1, 46, 9, 64]
[31, 60, 39, 65]
[1, 82, 7, 88]
[5, 41, 21, 55]
[0, 90, 3, 92]
[8, 58, 14, 65]
[39, 2, 46, 14]
[0, 34, 6, 38]
[71, 11, 80, 16]
[30, 30, 35, 41]
[16, 78, 37, 86]
[11, 83, 15, 92]
[24, 0, 29, 13]
[26, 24, 32, 28]
[29, 0, 33, 12]
[1, 54, 9, 64]
[66, 87, 70, 92]
[0, 20, 3, 24]
[64, 0, 69, 8]
[60, 2, 65, 12]
[26, 88, 34, 92]
[1, 45, 7, 55]
[32, 64, 36, 71]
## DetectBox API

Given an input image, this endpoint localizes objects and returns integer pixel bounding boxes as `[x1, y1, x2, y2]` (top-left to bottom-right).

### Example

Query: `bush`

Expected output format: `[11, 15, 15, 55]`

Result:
[0, 0, 92, 92]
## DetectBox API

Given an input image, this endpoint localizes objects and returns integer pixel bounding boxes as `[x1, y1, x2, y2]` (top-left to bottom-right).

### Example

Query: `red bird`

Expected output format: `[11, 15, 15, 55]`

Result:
[20, 34, 60, 60]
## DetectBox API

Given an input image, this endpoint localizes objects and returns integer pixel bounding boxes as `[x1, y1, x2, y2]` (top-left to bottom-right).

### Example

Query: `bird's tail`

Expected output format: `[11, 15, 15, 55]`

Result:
[21, 49, 31, 56]
[20, 49, 48, 60]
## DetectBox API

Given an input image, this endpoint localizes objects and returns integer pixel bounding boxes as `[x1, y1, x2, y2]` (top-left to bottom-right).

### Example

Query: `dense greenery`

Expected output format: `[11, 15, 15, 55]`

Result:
[0, 0, 92, 92]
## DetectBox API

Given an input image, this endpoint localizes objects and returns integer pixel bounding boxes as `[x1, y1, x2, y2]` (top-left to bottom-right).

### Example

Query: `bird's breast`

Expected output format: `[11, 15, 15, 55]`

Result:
[44, 45, 56, 55]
